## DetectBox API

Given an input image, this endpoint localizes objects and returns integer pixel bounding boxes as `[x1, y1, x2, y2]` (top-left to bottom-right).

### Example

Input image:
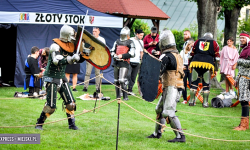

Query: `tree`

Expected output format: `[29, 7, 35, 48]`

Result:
[186, 0, 250, 42]
[221, 0, 250, 46]
[186, 0, 221, 39]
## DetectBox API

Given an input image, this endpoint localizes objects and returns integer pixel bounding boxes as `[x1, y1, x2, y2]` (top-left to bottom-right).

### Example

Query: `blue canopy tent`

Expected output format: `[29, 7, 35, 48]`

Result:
[0, 0, 123, 87]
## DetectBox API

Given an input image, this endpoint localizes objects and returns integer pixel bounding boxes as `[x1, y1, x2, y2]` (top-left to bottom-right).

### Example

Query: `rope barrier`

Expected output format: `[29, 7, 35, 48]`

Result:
[0, 77, 249, 142]
[0, 99, 117, 128]
[0, 93, 47, 100]
[120, 100, 250, 142]
[102, 76, 242, 119]
[72, 74, 101, 87]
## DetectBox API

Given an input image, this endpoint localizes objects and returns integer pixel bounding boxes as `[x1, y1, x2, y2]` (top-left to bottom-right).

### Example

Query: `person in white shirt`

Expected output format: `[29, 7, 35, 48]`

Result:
[180, 38, 194, 104]
[127, 29, 144, 95]
[83, 27, 106, 93]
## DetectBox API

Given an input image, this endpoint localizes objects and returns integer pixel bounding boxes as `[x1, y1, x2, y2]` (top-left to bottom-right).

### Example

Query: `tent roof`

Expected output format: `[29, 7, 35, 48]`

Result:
[0, 0, 112, 17]
[77, 0, 170, 20]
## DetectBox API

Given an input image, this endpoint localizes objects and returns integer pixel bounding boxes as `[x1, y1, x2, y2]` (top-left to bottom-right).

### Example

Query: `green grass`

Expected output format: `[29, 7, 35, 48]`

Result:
[0, 78, 249, 150]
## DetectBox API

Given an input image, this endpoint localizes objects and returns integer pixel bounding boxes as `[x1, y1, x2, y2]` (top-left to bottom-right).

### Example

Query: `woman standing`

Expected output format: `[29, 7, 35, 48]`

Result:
[220, 37, 239, 99]
[180, 39, 194, 104]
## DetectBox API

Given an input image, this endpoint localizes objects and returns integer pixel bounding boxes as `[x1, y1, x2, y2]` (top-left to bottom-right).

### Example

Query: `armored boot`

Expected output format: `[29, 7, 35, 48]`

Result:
[167, 117, 186, 143]
[189, 89, 196, 106]
[35, 111, 47, 130]
[147, 117, 165, 139]
[203, 91, 210, 108]
[234, 117, 249, 131]
[66, 113, 79, 130]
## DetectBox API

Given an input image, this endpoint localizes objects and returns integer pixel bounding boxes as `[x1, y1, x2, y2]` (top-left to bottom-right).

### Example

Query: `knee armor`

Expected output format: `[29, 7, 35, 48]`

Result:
[43, 105, 56, 117]
[65, 102, 76, 115]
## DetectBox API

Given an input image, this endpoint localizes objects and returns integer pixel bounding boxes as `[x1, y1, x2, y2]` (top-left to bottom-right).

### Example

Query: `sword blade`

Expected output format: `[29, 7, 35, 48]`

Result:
[76, 10, 89, 55]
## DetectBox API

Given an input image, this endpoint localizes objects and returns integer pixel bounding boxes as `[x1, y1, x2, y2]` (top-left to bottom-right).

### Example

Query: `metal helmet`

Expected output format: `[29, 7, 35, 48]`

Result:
[120, 26, 130, 41]
[159, 28, 176, 50]
[59, 24, 76, 43]
[204, 32, 213, 39]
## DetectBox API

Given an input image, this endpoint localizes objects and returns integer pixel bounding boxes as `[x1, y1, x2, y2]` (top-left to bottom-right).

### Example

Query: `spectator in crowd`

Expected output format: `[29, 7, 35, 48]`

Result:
[38, 47, 50, 69]
[180, 39, 194, 104]
[189, 32, 220, 108]
[24, 46, 44, 96]
[38, 47, 49, 89]
[182, 30, 192, 50]
[65, 63, 80, 91]
[234, 31, 250, 131]
[143, 26, 160, 56]
[220, 37, 239, 99]
[83, 27, 106, 93]
[127, 29, 144, 95]
[176, 30, 192, 103]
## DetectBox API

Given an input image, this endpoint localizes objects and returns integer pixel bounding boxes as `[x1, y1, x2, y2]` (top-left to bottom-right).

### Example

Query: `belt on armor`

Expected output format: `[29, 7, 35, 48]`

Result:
[241, 75, 250, 80]
[115, 58, 130, 63]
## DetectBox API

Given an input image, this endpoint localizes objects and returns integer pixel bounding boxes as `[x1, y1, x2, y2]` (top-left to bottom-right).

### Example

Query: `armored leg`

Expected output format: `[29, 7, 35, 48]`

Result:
[161, 86, 185, 142]
[162, 86, 178, 119]
[167, 116, 185, 142]
[189, 89, 197, 106]
[202, 91, 210, 108]
[36, 104, 56, 130]
[190, 68, 199, 106]
[35, 111, 47, 130]
[202, 70, 210, 108]
[59, 82, 78, 129]
[176, 89, 182, 102]
[66, 113, 78, 130]
[147, 96, 165, 138]
[36, 103, 56, 130]
[35, 82, 57, 130]
[119, 67, 129, 101]
[45, 82, 58, 109]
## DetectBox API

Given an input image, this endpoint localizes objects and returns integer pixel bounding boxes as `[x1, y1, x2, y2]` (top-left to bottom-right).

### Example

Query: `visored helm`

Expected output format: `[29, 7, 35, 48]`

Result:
[120, 26, 130, 41]
[159, 28, 176, 50]
[60, 24, 76, 43]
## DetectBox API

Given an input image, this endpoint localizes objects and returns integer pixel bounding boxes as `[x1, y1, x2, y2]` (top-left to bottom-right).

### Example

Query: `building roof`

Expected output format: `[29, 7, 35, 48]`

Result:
[77, 0, 170, 20]
[144, 0, 225, 31]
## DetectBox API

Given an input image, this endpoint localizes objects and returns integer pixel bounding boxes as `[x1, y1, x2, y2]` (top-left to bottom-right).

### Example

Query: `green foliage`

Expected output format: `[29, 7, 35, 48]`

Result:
[237, 17, 250, 35]
[221, 0, 250, 10]
[185, 0, 250, 20]
[130, 19, 151, 38]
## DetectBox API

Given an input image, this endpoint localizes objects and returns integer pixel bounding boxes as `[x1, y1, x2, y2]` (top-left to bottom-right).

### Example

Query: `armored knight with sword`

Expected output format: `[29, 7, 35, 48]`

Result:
[111, 26, 135, 101]
[35, 25, 87, 130]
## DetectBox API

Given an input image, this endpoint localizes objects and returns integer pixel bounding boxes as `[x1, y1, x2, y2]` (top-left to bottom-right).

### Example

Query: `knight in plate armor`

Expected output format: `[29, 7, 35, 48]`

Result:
[147, 29, 186, 143]
[110, 26, 135, 100]
[35, 25, 86, 130]
[189, 32, 220, 107]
